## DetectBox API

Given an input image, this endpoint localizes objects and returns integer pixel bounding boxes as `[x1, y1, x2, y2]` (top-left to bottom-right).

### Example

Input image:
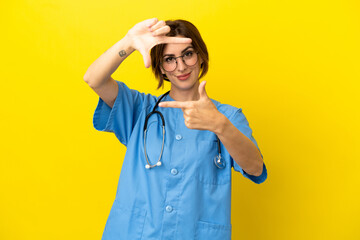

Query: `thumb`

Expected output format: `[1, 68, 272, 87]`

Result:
[198, 81, 208, 99]
[139, 49, 151, 68]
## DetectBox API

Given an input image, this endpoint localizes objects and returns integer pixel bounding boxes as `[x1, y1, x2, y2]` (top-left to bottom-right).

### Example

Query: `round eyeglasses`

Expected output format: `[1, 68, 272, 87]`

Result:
[161, 50, 199, 72]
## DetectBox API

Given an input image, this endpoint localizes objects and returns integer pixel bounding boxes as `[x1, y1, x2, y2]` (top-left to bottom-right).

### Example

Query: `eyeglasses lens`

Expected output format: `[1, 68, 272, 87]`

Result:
[162, 51, 198, 72]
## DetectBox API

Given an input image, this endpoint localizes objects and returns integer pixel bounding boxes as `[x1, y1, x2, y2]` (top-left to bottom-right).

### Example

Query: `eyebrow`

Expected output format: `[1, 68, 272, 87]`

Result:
[163, 46, 194, 57]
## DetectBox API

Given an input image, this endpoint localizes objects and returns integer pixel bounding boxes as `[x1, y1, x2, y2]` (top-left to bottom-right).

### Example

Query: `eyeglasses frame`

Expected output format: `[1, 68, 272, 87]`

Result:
[160, 51, 200, 72]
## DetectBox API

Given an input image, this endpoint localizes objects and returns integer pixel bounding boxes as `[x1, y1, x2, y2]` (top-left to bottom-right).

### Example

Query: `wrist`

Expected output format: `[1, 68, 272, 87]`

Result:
[121, 34, 136, 53]
[212, 112, 229, 136]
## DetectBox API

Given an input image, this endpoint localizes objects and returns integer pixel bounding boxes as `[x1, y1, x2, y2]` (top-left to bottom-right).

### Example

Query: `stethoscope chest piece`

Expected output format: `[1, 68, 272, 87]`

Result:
[213, 136, 225, 169]
[214, 154, 226, 169]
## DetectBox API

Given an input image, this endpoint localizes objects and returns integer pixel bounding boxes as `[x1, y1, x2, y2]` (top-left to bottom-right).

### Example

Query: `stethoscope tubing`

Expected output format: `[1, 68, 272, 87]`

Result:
[143, 91, 225, 169]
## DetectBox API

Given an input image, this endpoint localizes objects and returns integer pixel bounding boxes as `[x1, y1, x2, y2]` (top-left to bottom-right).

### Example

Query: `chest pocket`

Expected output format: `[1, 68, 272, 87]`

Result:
[193, 140, 231, 185]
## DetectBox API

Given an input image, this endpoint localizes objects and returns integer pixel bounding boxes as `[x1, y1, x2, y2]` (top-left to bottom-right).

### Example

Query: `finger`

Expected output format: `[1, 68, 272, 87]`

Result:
[198, 81, 208, 99]
[158, 101, 189, 108]
[145, 18, 158, 28]
[159, 36, 192, 44]
[151, 25, 170, 36]
[150, 20, 166, 31]
[139, 48, 151, 68]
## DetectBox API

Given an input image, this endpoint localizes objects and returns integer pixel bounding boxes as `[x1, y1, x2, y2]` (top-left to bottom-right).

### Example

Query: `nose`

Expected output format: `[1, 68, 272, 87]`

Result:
[176, 58, 187, 72]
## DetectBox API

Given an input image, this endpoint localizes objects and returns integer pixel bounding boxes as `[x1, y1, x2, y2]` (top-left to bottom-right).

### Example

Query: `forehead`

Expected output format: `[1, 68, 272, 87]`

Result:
[162, 43, 193, 55]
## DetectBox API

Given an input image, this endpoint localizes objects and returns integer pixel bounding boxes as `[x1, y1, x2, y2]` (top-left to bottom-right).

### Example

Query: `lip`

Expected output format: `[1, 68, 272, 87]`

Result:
[176, 72, 191, 81]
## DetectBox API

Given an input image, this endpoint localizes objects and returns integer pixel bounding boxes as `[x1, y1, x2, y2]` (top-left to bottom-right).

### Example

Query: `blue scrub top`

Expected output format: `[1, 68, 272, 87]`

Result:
[93, 81, 267, 240]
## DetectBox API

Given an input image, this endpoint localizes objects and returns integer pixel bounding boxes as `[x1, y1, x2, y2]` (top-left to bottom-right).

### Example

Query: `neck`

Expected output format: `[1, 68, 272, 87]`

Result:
[169, 83, 200, 101]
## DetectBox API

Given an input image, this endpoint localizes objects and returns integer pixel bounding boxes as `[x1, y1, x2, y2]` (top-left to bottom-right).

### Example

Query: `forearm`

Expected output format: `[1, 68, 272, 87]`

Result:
[214, 114, 264, 176]
[83, 35, 135, 88]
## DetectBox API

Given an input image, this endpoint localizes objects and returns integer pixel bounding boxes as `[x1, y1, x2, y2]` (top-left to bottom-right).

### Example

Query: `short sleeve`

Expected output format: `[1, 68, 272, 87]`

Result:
[92, 81, 147, 146]
[228, 108, 267, 184]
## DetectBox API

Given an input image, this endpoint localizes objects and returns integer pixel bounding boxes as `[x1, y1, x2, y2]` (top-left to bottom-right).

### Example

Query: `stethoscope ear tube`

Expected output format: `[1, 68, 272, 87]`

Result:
[143, 91, 169, 169]
[144, 126, 165, 169]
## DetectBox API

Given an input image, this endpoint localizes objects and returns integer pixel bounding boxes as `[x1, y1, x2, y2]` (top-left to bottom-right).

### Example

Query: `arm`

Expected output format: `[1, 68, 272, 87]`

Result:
[83, 37, 134, 108]
[213, 114, 264, 176]
[83, 18, 192, 108]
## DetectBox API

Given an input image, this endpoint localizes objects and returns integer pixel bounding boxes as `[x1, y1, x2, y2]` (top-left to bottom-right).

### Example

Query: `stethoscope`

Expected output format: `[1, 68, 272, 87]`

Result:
[143, 91, 226, 169]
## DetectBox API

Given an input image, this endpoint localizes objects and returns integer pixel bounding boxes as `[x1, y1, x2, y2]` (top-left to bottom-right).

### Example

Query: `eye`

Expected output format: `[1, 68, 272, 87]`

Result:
[184, 51, 194, 57]
[164, 57, 175, 63]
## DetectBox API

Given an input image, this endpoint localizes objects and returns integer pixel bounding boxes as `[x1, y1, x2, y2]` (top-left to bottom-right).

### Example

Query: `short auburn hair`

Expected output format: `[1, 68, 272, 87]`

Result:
[150, 20, 209, 89]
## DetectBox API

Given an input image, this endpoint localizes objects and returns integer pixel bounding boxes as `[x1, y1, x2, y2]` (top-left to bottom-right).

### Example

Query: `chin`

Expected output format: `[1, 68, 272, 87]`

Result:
[172, 79, 198, 91]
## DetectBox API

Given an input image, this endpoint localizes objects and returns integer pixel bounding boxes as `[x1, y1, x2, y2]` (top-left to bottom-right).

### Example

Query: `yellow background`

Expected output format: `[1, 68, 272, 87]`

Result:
[1, 0, 359, 239]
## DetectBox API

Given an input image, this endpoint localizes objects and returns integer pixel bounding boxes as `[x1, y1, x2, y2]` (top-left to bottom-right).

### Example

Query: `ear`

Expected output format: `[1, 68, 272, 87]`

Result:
[198, 55, 204, 67]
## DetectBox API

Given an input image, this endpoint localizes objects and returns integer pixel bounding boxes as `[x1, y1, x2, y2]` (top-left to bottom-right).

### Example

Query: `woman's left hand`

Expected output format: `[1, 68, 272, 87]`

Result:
[159, 81, 224, 132]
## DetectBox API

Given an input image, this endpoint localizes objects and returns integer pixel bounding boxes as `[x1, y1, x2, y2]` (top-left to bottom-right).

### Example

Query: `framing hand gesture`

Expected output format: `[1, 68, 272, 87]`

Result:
[126, 18, 192, 68]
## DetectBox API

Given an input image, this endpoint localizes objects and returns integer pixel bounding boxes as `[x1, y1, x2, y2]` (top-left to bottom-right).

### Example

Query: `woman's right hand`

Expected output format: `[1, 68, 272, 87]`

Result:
[125, 18, 192, 68]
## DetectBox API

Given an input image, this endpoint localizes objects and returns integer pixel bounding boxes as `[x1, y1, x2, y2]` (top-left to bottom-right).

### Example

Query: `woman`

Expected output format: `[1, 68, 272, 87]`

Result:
[84, 18, 267, 240]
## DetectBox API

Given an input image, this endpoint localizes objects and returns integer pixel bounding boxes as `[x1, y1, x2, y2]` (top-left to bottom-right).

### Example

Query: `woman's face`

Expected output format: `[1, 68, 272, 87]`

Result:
[160, 41, 203, 93]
